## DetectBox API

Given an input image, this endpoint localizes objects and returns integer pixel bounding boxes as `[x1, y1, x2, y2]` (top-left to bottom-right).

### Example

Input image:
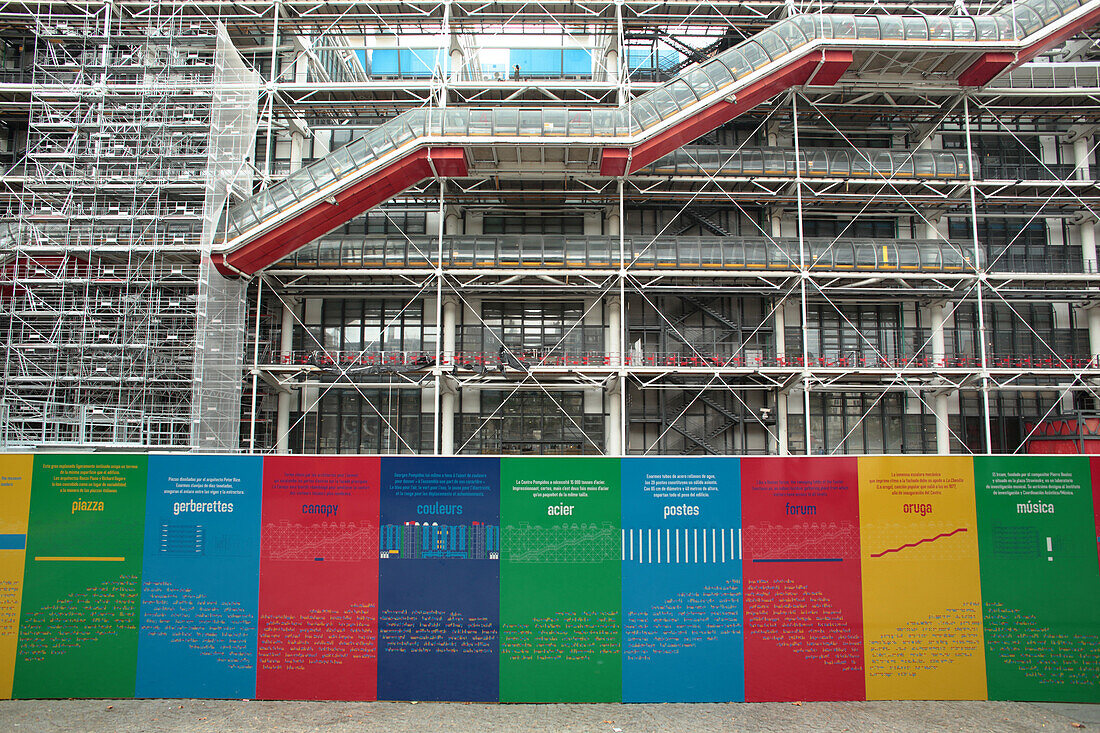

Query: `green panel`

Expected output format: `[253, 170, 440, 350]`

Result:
[499, 457, 621, 702]
[14, 455, 147, 698]
[974, 456, 1100, 702]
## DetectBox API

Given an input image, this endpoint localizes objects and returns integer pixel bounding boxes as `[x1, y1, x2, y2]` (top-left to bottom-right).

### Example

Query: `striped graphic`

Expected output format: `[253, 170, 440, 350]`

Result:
[622, 528, 740, 564]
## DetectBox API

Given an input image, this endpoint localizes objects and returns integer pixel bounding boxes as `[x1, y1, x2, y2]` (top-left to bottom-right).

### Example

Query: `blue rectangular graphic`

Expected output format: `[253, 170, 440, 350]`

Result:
[136, 455, 263, 698]
[621, 457, 744, 702]
[378, 457, 500, 701]
[0, 535, 25, 550]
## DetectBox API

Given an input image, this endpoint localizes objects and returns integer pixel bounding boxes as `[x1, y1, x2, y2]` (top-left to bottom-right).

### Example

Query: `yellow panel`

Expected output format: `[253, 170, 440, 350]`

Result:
[859, 456, 987, 700]
[0, 454, 32, 699]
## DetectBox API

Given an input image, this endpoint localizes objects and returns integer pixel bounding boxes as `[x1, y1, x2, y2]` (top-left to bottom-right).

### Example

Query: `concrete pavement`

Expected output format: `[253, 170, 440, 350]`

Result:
[0, 700, 1095, 733]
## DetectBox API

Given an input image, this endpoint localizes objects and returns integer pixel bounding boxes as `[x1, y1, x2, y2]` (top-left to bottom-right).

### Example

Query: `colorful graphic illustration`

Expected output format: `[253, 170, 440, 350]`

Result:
[500, 457, 621, 702]
[976, 456, 1100, 702]
[379, 457, 500, 701]
[621, 457, 743, 702]
[257, 456, 380, 701]
[860, 456, 986, 700]
[14, 455, 147, 698]
[743, 457, 865, 702]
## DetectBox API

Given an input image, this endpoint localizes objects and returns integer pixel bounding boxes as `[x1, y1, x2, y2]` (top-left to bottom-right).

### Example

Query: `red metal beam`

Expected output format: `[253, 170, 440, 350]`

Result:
[958, 52, 1016, 87]
[214, 147, 467, 277]
[599, 148, 630, 177]
[807, 49, 853, 87]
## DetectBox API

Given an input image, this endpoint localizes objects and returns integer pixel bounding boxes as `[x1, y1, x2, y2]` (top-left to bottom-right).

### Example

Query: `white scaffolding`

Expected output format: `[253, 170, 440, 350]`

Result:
[0, 3, 217, 448]
[191, 25, 260, 451]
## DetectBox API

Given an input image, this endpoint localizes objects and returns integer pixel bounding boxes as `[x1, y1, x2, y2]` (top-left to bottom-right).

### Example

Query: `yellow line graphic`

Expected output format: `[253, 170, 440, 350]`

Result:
[34, 556, 125, 562]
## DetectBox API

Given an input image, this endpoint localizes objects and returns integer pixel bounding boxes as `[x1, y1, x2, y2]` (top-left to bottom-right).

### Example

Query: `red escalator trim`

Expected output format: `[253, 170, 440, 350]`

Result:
[215, 147, 467, 277]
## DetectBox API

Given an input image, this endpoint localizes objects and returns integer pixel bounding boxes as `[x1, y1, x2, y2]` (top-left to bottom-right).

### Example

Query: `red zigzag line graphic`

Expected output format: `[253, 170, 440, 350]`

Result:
[870, 527, 968, 558]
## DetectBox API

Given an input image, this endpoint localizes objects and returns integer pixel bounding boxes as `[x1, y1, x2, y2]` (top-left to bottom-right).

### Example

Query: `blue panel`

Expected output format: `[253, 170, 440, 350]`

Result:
[356, 49, 368, 73]
[399, 48, 446, 77]
[510, 49, 562, 77]
[377, 457, 500, 701]
[136, 455, 263, 699]
[621, 457, 744, 702]
[562, 49, 592, 75]
[370, 49, 399, 76]
[0, 534, 25, 549]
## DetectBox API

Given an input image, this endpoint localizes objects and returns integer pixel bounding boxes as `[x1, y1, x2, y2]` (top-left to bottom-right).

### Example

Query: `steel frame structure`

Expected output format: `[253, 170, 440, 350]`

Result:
[0, 0, 1098, 455]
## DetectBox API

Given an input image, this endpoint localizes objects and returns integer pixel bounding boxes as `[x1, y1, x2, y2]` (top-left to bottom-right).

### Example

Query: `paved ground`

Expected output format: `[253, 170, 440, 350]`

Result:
[0, 700, 1095, 733]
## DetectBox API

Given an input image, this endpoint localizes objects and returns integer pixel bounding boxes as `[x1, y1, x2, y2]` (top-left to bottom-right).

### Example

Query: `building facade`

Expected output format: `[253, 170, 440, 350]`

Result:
[1, 0, 1099, 457]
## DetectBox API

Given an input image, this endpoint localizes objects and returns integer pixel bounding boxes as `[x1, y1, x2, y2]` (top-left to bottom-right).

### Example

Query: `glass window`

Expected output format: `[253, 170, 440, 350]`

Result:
[951, 16, 977, 41]
[774, 19, 808, 49]
[832, 16, 857, 39]
[644, 87, 680, 119]
[738, 42, 770, 70]
[904, 17, 928, 40]
[567, 109, 593, 136]
[755, 30, 789, 60]
[879, 17, 905, 40]
[927, 16, 953, 40]
[666, 79, 697, 108]
[629, 99, 661, 129]
[855, 17, 880, 39]
[682, 68, 716, 98]
[493, 108, 518, 136]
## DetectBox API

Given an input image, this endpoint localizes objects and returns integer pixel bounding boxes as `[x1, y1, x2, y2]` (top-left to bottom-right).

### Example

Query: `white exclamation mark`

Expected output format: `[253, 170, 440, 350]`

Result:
[1047, 536, 1053, 561]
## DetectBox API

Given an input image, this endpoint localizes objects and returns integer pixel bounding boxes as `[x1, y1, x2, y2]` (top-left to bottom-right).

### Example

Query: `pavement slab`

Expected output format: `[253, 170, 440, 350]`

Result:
[0, 700, 1095, 733]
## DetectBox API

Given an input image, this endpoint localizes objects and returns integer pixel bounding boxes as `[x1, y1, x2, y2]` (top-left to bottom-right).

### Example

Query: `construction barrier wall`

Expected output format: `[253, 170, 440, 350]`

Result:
[0, 454, 1097, 702]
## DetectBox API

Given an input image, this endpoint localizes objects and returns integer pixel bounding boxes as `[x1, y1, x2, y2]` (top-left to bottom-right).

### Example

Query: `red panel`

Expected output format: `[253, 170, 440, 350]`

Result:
[1016, 3, 1100, 67]
[217, 147, 468, 277]
[628, 52, 823, 172]
[807, 49, 853, 86]
[741, 457, 866, 702]
[599, 148, 630, 176]
[958, 52, 1015, 87]
[256, 456, 380, 700]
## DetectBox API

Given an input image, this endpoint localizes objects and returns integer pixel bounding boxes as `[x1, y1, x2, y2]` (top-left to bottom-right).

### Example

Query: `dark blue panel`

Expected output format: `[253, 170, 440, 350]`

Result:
[136, 455, 262, 699]
[621, 457, 744, 702]
[378, 457, 499, 701]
